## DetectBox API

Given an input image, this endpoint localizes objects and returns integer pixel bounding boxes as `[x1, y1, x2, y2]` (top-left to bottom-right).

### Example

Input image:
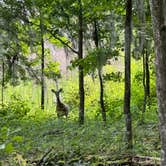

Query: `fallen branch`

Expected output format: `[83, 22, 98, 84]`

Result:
[36, 147, 54, 166]
[42, 130, 64, 137]
[132, 155, 160, 166]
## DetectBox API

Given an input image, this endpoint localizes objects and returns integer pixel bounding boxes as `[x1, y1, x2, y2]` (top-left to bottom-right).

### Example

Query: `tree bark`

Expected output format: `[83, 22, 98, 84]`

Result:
[145, 48, 150, 97]
[78, 0, 84, 125]
[40, 10, 45, 110]
[124, 0, 133, 151]
[142, 49, 147, 113]
[98, 69, 106, 123]
[1, 61, 4, 106]
[142, 47, 150, 113]
[150, 0, 166, 165]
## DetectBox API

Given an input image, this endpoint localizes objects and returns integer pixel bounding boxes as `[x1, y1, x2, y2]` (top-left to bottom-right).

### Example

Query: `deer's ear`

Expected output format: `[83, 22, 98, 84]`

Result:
[59, 88, 63, 92]
[51, 89, 56, 93]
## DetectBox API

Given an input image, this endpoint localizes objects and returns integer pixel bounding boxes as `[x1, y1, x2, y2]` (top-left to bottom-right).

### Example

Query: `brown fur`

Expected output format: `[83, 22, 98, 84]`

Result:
[51, 89, 69, 118]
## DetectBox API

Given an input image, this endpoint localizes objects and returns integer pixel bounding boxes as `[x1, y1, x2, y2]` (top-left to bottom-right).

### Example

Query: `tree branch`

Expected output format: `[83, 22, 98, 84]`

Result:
[25, 66, 41, 83]
[47, 29, 79, 54]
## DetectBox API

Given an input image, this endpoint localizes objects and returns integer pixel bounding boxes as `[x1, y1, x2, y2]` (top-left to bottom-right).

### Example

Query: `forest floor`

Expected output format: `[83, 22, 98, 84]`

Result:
[0, 111, 160, 166]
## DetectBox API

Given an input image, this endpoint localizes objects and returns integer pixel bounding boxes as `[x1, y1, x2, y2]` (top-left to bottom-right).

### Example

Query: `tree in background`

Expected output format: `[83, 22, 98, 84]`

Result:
[0, 1, 32, 96]
[0, 32, 7, 106]
[150, 0, 166, 165]
[93, 20, 106, 123]
[77, 0, 84, 125]
[26, 0, 53, 110]
[124, 0, 133, 153]
[133, 0, 152, 113]
[39, 9, 45, 110]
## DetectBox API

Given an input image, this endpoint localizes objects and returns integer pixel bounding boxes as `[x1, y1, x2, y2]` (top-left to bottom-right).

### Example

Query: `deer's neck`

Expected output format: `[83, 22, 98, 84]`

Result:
[56, 96, 61, 104]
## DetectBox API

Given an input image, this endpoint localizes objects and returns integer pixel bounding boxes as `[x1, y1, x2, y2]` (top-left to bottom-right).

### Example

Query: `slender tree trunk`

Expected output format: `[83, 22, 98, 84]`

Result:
[142, 49, 147, 113]
[150, 0, 166, 165]
[64, 47, 69, 79]
[124, 0, 133, 151]
[145, 48, 150, 97]
[98, 69, 106, 123]
[93, 20, 106, 123]
[143, 47, 150, 113]
[11, 56, 16, 86]
[40, 10, 45, 110]
[78, 0, 84, 125]
[1, 61, 4, 106]
[144, 0, 151, 99]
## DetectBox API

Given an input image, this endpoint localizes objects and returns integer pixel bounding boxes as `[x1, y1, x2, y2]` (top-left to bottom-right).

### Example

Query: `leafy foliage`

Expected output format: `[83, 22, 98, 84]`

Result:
[0, 126, 23, 156]
[71, 48, 119, 75]
[44, 61, 61, 81]
[103, 71, 123, 82]
[0, 94, 31, 120]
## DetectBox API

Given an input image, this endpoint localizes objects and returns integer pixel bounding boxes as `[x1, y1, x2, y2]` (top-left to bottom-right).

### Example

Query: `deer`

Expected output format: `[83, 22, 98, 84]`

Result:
[51, 88, 69, 118]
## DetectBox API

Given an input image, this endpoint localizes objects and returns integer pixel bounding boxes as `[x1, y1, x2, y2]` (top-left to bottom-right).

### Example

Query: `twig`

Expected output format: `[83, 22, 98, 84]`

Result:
[42, 129, 64, 137]
[25, 66, 41, 84]
[36, 147, 54, 166]
[132, 155, 160, 166]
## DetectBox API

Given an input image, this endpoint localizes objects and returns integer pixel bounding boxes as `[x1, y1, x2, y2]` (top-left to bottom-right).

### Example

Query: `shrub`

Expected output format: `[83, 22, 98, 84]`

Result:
[0, 94, 31, 120]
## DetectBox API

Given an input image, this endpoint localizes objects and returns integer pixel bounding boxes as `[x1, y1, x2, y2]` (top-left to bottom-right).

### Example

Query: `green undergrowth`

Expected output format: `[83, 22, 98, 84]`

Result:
[0, 59, 159, 165]
[0, 110, 160, 165]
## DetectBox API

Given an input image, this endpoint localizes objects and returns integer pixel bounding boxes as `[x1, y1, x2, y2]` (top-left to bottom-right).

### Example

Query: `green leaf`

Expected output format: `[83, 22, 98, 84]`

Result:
[5, 143, 14, 153]
[44, 61, 61, 80]
[12, 136, 23, 143]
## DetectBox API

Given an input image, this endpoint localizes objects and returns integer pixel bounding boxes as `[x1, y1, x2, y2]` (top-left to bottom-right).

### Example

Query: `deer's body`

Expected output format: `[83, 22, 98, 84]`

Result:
[52, 89, 69, 118]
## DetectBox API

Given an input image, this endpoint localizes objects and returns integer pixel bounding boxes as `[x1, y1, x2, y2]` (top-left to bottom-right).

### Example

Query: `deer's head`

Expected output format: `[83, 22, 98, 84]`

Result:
[51, 88, 63, 98]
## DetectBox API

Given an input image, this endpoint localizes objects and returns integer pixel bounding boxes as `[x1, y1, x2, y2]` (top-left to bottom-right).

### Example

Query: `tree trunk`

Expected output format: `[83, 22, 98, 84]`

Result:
[1, 61, 4, 106]
[142, 47, 150, 113]
[145, 48, 150, 97]
[142, 49, 147, 113]
[40, 10, 45, 110]
[78, 0, 84, 125]
[93, 20, 106, 123]
[150, 0, 166, 165]
[98, 69, 106, 123]
[124, 0, 133, 151]
[143, 47, 150, 114]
